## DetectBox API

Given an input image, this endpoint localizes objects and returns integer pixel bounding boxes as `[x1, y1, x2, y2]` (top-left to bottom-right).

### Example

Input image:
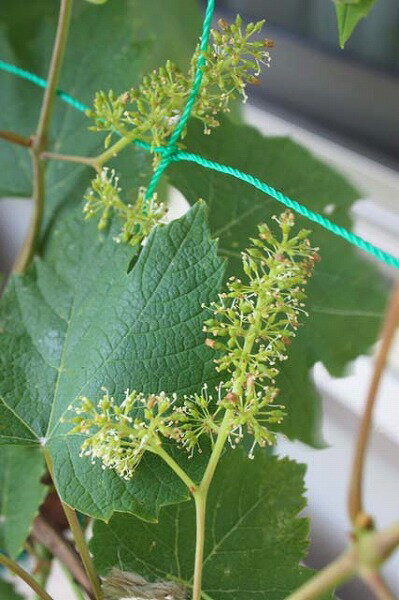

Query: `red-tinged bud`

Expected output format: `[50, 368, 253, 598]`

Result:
[225, 392, 239, 404]
[120, 92, 130, 105]
[246, 374, 256, 389]
[147, 395, 157, 409]
[248, 76, 261, 86]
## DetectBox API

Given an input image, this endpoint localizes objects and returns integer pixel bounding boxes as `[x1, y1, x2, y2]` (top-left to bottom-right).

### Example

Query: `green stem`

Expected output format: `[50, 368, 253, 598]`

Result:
[95, 129, 138, 168]
[13, 154, 46, 274]
[0, 552, 54, 600]
[192, 493, 207, 600]
[287, 525, 399, 600]
[189, 276, 271, 600]
[44, 451, 102, 600]
[199, 410, 232, 493]
[150, 278, 269, 600]
[190, 411, 233, 600]
[32, 514, 92, 595]
[286, 549, 356, 600]
[61, 503, 103, 600]
[41, 151, 98, 170]
[13, 0, 73, 274]
[35, 0, 73, 145]
[152, 445, 198, 493]
[361, 570, 395, 600]
[152, 415, 232, 600]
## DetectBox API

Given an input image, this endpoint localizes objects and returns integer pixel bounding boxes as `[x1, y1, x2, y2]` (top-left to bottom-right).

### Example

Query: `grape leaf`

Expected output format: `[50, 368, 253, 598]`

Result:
[91, 451, 333, 599]
[168, 117, 387, 446]
[0, 0, 201, 222]
[0, 202, 225, 519]
[334, 0, 378, 47]
[0, 579, 23, 600]
[0, 446, 46, 558]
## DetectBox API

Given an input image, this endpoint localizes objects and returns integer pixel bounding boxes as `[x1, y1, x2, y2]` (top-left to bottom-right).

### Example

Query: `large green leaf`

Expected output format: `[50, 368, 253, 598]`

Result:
[0, 202, 224, 519]
[334, 0, 379, 47]
[0, 446, 46, 558]
[0, 0, 201, 222]
[0, 579, 23, 600]
[91, 451, 332, 599]
[168, 117, 387, 446]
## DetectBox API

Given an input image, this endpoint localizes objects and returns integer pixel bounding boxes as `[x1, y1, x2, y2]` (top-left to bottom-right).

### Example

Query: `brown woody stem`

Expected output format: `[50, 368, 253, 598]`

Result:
[13, 0, 73, 274]
[0, 130, 32, 147]
[41, 151, 99, 171]
[287, 525, 399, 600]
[348, 285, 399, 524]
[361, 570, 395, 600]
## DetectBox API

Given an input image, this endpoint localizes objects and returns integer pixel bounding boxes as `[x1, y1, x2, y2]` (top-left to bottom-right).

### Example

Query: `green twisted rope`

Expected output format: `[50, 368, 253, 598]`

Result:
[171, 151, 399, 269]
[0, 2, 398, 270]
[0, 59, 90, 113]
[144, 0, 215, 200]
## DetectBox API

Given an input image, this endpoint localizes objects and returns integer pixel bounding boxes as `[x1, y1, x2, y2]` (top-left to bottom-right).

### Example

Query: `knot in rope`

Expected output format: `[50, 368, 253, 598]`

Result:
[161, 144, 179, 161]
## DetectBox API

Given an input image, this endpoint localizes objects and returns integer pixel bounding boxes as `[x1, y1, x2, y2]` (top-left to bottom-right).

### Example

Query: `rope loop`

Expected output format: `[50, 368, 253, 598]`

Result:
[161, 144, 179, 160]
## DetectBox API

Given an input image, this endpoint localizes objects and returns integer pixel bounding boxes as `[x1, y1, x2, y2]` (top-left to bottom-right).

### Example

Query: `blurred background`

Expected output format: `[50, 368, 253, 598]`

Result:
[217, 0, 399, 166]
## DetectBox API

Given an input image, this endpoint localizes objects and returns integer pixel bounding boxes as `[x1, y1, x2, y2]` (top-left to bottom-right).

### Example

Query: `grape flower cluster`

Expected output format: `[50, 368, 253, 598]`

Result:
[203, 211, 320, 455]
[70, 212, 319, 478]
[83, 16, 272, 247]
[83, 169, 166, 247]
[88, 16, 272, 155]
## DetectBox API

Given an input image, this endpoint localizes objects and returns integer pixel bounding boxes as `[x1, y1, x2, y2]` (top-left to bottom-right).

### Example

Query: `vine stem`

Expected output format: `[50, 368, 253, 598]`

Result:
[153, 413, 232, 600]
[153, 264, 276, 600]
[199, 411, 232, 494]
[41, 151, 99, 170]
[192, 494, 207, 600]
[40, 131, 139, 172]
[286, 524, 399, 600]
[44, 451, 103, 600]
[348, 284, 399, 524]
[362, 570, 396, 600]
[0, 552, 54, 600]
[189, 281, 268, 600]
[60, 504, 103, 600]
[288, 548, 356, 600]
[0, 130, 31, 147]
[13, 0, 73, 274]
[95, 129, 138, 167]
[152, 445, 198, 492]
[191, 411, 233, 600]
